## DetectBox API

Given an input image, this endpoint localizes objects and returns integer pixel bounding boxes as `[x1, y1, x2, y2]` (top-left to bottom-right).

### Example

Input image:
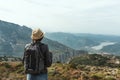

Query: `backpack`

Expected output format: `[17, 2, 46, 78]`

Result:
[23, 42, 45, 74]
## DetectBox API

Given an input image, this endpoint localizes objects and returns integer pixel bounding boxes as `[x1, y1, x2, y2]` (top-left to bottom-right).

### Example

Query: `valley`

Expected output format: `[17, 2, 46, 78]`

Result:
[0, 20, 120, 80]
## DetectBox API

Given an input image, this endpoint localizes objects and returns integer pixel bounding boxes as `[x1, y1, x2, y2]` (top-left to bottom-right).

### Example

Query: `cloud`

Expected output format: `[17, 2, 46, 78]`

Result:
[0, 0, 120, 35]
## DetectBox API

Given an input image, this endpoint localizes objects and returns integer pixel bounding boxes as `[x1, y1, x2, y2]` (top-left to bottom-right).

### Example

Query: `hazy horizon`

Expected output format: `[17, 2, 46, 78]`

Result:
[1, 19, 120, 37]
[0, 0, 120, 36]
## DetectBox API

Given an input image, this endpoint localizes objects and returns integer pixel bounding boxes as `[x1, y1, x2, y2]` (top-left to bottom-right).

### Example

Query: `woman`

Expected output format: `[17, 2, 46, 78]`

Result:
[23, 28, 50, 80]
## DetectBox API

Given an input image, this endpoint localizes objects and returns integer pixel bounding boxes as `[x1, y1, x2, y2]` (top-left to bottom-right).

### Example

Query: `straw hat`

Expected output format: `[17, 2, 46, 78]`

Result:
[31, 28, 44, 40]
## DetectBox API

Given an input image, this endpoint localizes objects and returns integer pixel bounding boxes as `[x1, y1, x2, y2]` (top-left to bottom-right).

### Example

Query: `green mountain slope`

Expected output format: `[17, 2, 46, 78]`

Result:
[75, 33, 120, 42]
[45, 32, 99, 50]
[0, 20, 31, 56]
[0, 20, 88, 63]
[46, 32, 120, 55]
[0, 20, 73, 56]
[69, 54, 120, 68]
[101, 42, 120, 55]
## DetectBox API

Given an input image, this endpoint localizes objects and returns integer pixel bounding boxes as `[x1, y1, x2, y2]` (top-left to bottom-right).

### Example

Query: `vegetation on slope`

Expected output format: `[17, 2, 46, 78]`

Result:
[45, 32, 100, 49]
[101, 42, 120, 56]
[69, 54, 120, 68]
[0, 62, 120, 80]
[0, 54, 120, 80]
[0, 20, 79, 62]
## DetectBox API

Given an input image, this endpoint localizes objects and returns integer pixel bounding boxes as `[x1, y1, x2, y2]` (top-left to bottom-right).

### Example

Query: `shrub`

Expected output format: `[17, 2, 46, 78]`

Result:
[104, 76, 116, 80]
[4, 63, 12, 68]
[90, 74, 103, 80]
[76, 65, 85, 70]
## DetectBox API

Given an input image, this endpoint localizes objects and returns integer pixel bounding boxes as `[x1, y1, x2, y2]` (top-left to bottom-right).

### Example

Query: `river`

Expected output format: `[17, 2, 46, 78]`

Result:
[92, 42, 116, 50]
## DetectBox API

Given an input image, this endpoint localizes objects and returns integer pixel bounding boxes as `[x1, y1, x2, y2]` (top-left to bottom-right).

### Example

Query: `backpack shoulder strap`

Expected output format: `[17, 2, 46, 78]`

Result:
[22, 43, 32, 64]
[25, 43, 32, 50]
[36, 42, 44, 59]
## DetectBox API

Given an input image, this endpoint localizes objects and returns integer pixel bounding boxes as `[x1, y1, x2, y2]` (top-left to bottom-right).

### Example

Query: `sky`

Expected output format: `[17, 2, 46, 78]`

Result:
[0, 0, 120, 35]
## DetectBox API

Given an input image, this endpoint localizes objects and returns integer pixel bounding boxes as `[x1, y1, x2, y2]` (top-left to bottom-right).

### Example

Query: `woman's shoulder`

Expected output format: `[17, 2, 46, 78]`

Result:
[40, 42, 48, 47]
[25, 43, 31, 48]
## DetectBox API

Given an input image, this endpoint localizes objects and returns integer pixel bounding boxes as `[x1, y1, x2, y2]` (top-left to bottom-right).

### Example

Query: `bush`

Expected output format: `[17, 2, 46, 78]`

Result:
[104, 76, 116, 80]
[4, 63, 11, 68]
[76, 65, 85, 70]
[90, 74, 103, 80]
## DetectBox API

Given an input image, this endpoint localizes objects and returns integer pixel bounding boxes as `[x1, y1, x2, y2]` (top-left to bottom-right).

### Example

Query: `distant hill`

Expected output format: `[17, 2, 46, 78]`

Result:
[45, 32, 100, 50]
[46, 32, 120, 55]
[0, 20, 31, 56]
[101, 42, 120, 56]
[0, 20, 88, 62]
[0, 20, 73, 56]
[0, 20, 119, 59]
[74, 33, 120, 42]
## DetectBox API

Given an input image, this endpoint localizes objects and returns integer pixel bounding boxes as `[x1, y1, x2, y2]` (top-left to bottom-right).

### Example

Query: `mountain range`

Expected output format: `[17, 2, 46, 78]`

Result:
[45, 32, 120, 55]
[101, 42, 120, 55]
[0, 20, 120, 61]
[0, 20, 87, 63]
[45, 32, 99, 49]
